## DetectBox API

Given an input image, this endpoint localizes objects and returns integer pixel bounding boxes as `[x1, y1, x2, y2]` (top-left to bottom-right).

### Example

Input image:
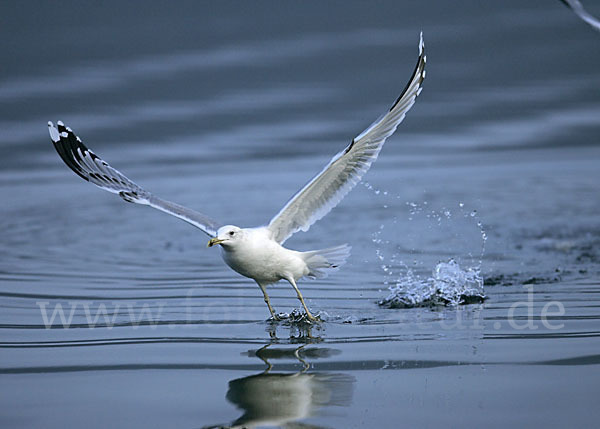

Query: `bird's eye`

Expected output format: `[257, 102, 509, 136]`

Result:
[229, 231, 235, 236]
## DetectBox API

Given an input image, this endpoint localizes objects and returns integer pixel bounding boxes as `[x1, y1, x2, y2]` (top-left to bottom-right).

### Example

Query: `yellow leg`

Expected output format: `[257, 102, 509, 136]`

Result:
[258, 282, 279, 320]
[287, 277, 318, 322]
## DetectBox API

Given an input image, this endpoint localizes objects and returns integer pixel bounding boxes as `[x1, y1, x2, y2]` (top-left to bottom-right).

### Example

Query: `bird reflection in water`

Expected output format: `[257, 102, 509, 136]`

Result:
[204, 344, 354, 429]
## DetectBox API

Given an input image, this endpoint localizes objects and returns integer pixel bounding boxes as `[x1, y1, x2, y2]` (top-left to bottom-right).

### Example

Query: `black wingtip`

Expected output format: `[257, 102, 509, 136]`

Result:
[49, 121, 90, 182]
[388, 32, 426, 113]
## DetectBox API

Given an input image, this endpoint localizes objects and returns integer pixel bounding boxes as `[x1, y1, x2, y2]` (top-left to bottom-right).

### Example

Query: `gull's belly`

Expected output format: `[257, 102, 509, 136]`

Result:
[220, 242, 307, 284]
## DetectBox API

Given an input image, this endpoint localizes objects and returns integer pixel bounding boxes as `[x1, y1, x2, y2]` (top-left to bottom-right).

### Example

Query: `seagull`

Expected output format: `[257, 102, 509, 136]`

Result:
[48, 33, 426, 322]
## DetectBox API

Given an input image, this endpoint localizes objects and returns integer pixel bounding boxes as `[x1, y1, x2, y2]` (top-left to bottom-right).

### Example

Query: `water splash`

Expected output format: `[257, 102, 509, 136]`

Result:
[362, 182, 487, 308]
[379, 259, 485, 308]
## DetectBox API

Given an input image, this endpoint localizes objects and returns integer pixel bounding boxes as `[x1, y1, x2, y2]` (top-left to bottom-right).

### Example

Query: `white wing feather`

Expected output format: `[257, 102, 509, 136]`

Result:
[48, 121, 221, 237]
[267, 33, 426, 244]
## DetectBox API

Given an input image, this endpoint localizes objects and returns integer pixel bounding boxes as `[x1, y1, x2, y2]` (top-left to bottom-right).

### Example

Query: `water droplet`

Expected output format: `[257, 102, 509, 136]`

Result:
[379, 259, 485, 308]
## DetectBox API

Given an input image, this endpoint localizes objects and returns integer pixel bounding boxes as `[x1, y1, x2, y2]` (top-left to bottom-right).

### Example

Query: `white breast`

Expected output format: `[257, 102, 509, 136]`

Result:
[220, 227, 308, 284]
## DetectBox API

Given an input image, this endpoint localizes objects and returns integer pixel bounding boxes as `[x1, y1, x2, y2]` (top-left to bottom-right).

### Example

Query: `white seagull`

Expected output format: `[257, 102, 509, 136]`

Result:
[49, 33, 426, 322]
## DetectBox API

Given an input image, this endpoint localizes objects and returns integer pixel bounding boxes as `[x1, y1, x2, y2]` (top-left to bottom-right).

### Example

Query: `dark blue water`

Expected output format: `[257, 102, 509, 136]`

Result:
[2, 1, 600, 427]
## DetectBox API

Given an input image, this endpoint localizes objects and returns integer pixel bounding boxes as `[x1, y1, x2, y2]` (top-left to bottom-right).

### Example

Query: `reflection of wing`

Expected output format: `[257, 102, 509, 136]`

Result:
[267, 33, 426, 244]
[560, 0, 600, 31]
[49, 121, 221, 237]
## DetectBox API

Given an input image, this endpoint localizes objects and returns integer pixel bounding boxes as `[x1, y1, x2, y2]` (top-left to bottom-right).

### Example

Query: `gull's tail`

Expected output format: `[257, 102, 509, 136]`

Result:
[302, 244, 351, 279]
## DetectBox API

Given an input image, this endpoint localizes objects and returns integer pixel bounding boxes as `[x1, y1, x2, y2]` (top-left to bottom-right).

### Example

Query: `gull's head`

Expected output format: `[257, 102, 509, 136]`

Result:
[207, 225, 243, 248]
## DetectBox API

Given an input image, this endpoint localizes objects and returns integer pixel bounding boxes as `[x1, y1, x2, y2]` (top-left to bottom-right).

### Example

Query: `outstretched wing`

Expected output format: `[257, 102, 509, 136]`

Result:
[48, 121, 221, 237]
[267, 33, 426, 244]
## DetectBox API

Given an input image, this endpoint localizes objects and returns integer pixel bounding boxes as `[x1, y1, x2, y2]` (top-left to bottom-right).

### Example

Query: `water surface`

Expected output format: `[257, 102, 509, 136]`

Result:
[2, 1, 600, 427]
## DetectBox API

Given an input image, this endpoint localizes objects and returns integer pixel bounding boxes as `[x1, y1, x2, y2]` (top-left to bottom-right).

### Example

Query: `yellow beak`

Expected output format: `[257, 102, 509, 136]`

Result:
[207, 237, 225, 247]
